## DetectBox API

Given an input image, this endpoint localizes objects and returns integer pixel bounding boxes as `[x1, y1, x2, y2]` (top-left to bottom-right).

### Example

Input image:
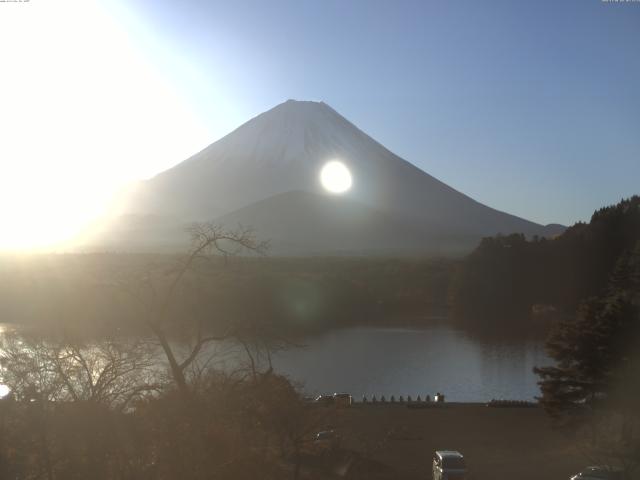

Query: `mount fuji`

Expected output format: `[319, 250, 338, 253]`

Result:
[90, 100, 563, 255]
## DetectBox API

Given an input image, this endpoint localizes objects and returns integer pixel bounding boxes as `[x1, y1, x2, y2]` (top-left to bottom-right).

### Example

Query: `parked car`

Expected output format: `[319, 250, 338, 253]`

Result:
[569, 466, 622, 480]
[433, 450, 467, 480]
[333, 392, 352, 407]
[313, 430, 340, 452]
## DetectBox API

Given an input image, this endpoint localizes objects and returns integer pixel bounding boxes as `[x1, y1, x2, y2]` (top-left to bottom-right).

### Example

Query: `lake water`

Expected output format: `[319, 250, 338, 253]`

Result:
[0, 323, 552, 402]
[269, 326, 551, 402]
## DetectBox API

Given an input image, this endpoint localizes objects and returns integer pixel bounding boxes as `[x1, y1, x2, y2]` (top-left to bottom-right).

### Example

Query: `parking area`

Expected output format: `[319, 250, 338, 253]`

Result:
[312, 403, 585, 480]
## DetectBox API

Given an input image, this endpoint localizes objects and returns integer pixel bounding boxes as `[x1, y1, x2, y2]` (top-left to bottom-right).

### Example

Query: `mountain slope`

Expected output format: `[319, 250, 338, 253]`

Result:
[100, 99, 562, 254]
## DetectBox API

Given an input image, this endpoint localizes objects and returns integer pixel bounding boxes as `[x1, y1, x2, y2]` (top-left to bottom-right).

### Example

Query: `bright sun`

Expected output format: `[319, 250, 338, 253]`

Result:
[320, 160, 352, 194]
[0, 0, 210, 251]
[0, 384, 10, 399]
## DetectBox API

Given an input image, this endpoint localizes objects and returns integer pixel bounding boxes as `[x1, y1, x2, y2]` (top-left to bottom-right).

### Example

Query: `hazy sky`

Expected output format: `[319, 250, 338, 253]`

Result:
[1, 0, 639, 249]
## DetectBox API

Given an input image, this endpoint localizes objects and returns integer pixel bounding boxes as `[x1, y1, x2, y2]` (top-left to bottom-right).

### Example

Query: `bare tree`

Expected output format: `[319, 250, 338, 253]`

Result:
[0, 332, 161, 480]
[233, 314, 299, 381]
[239, 373, 329, 480]
[116, 222, 268, 399]
[0, 332, 159, 410]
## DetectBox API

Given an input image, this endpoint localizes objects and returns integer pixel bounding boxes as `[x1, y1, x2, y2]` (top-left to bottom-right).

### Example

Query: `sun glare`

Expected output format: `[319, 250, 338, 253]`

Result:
[320, 160, 353, 194]
[0, 0, 210, 251]
[0, 384, 10, 399]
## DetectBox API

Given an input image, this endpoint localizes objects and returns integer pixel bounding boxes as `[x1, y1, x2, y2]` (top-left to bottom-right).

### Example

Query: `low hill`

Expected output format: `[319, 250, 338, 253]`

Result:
[214, 190, 479, 256]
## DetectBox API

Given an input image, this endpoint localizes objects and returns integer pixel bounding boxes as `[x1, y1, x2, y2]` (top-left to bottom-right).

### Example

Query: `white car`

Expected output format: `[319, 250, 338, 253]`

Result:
[570, 466, 622, 480]
[432, 450, 467, 480]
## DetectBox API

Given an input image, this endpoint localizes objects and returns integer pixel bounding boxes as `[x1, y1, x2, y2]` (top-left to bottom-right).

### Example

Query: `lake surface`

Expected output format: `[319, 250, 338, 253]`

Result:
[269, 325, 552, 402]
[0, 323, 552, 402]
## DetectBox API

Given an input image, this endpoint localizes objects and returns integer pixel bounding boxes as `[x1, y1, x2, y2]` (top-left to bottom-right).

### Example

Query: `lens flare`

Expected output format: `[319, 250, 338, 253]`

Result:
[320, 160, 352, 194]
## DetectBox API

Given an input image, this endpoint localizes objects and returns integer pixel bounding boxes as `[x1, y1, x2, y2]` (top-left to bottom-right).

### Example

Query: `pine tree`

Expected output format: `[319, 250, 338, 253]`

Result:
[535, 242, 640, 425]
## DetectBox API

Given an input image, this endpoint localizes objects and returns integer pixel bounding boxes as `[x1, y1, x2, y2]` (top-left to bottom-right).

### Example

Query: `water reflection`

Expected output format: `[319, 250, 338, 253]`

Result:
[0, 323, 552, 402]
[0, 384, 10, 398]
[270, 326, 552, 401]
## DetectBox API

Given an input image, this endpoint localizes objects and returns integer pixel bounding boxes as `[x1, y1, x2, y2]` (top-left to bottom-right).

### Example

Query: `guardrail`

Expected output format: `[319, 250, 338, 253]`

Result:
[359, 394, 445, 404]
[354, 396, 537, 407]
[312, 395, 538, 407]
[486, 399, 537, 408]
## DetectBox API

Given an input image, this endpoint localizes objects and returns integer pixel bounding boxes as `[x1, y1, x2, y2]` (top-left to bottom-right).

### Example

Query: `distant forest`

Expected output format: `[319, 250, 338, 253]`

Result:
[1, 196, 638, 337]
[0, 255, 455, 336]
[452, 196, 640, 327]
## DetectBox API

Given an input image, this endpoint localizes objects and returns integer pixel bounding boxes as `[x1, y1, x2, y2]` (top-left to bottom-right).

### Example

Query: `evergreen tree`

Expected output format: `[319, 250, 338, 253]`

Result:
[535, 242, 640, 423]
[453, 196, 640, 325]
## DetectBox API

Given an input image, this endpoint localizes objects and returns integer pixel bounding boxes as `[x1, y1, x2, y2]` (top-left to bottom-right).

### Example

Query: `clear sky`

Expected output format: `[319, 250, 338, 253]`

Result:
[1, 0, 638, 249]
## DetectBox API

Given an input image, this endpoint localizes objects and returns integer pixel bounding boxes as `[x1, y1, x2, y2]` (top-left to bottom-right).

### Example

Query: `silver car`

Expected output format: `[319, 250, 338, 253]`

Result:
[570, 466, 622, 480]
[432, 450, 467, 480]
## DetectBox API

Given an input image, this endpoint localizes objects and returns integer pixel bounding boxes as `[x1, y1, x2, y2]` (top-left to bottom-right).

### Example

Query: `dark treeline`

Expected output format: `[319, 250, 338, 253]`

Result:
[0, 254, 455, 336]
[452, 196, 640, 474]
[533, 213, 640, 477]
[3, 197, 638, 338]
[452, 196, 640, 327]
